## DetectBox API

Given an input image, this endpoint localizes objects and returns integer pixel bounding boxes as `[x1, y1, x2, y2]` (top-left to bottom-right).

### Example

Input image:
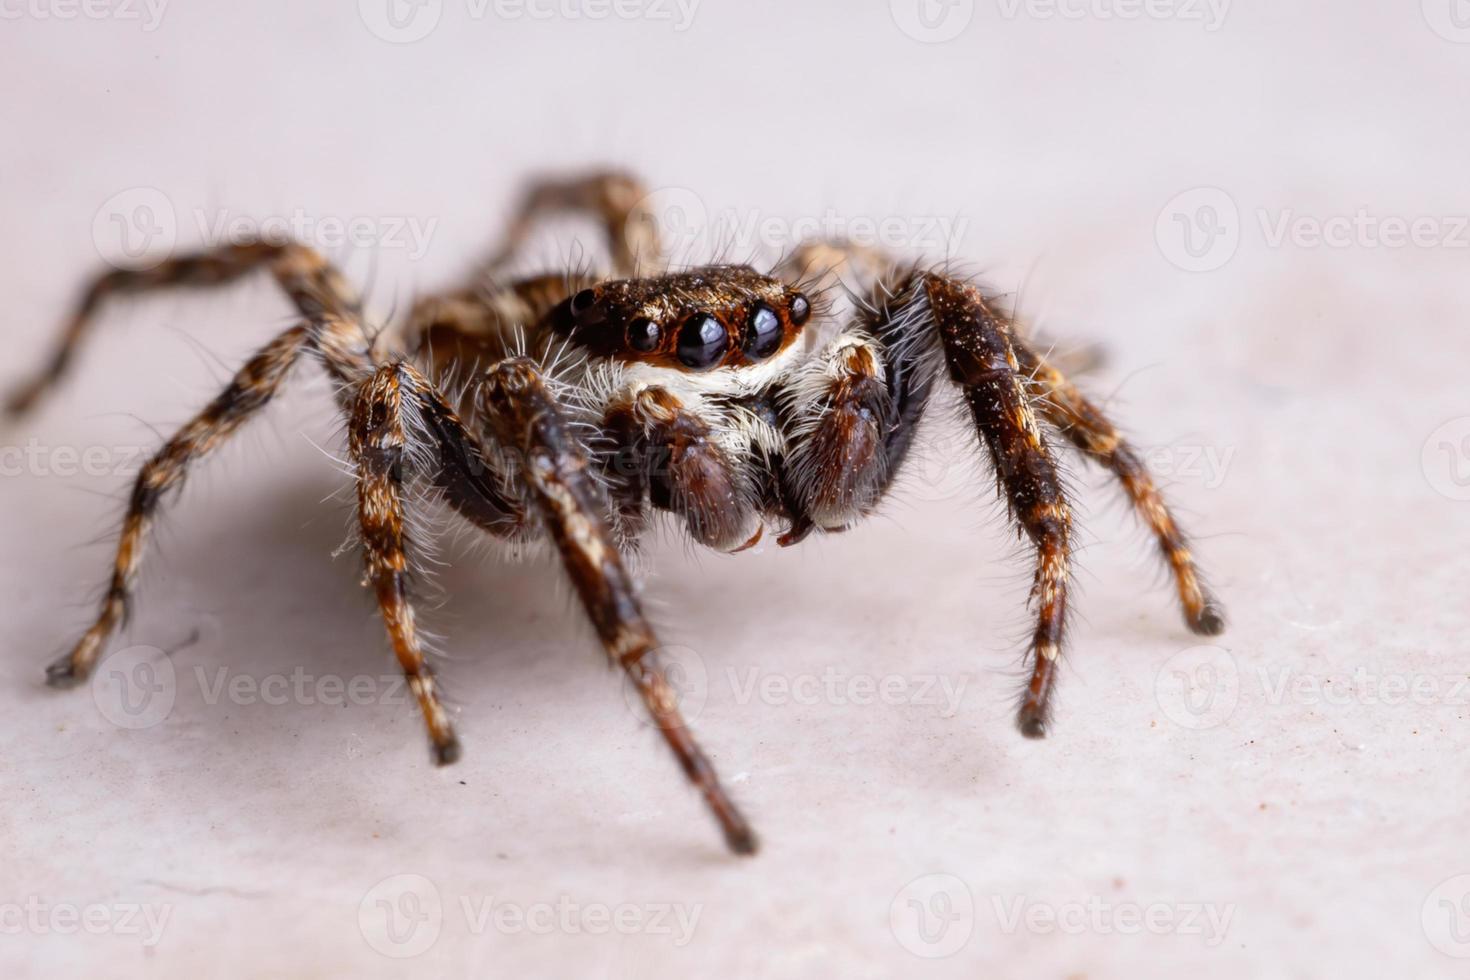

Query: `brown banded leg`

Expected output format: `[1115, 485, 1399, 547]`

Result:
[1012, 342, 1225, 635]
[348, 365, 468, 764]
[43, 324, 315, 686]
[478, 170, 660, 279]
[478, 358, 757, 855]
[921, 273, 1074, 738]
[7, 240, 370, 417]
[603, 386, 760, 552]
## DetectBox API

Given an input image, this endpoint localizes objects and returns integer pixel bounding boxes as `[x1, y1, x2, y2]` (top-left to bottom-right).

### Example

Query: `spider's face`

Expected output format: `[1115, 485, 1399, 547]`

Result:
[547, 264, 812, 372]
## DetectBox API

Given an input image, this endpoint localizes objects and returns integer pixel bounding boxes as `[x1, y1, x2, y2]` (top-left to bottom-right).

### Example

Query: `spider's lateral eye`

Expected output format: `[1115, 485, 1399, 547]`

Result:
[789, 293, 812, 325]
[676, 312, 729, 370]
[627, 317, 662, 353]
[743, 303, 782, 360]
[569, 289, 598, 317]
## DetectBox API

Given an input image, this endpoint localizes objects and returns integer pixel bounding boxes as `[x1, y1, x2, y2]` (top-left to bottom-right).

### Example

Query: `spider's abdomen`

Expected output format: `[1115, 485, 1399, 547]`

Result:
[545, 264, 812, 372]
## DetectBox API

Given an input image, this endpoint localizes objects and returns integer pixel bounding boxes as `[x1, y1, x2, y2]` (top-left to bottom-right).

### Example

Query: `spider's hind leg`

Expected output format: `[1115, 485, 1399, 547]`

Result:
[7, 240, 369, 417]
[42, 323, 318, 686]
[478, 170, 659, 280]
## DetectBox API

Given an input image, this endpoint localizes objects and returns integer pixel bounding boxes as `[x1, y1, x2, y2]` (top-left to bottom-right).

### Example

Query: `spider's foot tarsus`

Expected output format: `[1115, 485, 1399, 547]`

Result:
[4, 386, 39, 419]
[432, 735, 463, 767]
[1016, 708, 1049, 740]
[43, 653, 87, 689]
[1190, 599, 1227, 637]
[723, 819, 760, 857]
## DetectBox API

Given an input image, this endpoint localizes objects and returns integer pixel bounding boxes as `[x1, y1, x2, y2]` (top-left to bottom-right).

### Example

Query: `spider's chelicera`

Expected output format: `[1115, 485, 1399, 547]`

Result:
[11, 171, 1225, 856]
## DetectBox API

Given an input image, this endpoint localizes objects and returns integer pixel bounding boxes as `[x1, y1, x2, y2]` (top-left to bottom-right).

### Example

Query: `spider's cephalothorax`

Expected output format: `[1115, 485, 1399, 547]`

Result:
[12, 171, 1225, 856]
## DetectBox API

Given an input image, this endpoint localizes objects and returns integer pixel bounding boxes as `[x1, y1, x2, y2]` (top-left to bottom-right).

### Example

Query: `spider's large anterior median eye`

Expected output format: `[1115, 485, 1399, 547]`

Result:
[743, 303, 782, 359]
[676, 312, 728, 370]
[628, 317, 662, 353]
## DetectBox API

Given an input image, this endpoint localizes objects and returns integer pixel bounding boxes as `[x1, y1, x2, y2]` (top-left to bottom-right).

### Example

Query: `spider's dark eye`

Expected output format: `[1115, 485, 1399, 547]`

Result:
[569, 289, 598, 318]
[743, 303, 783, 360]
[676, 312, 729, 370]
[627, 317, 661, 353]
[789, 293, 812, 326]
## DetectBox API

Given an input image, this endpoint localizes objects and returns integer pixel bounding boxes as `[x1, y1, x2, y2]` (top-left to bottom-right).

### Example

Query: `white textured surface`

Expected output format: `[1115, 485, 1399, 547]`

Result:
[3, 2, 1469, 976]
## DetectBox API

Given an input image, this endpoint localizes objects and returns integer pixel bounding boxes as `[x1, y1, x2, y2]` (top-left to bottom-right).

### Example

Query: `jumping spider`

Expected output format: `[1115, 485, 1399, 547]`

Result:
[13, 171, 1225, 856]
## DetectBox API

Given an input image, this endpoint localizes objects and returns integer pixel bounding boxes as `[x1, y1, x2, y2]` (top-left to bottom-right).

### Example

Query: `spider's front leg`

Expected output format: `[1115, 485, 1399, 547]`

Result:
[477, 358, 757, 856]
[920, 273, 1075, 736]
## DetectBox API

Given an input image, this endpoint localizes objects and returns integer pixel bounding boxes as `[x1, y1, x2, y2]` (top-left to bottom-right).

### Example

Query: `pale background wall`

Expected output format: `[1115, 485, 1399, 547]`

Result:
[4, 1, 1470, 976]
